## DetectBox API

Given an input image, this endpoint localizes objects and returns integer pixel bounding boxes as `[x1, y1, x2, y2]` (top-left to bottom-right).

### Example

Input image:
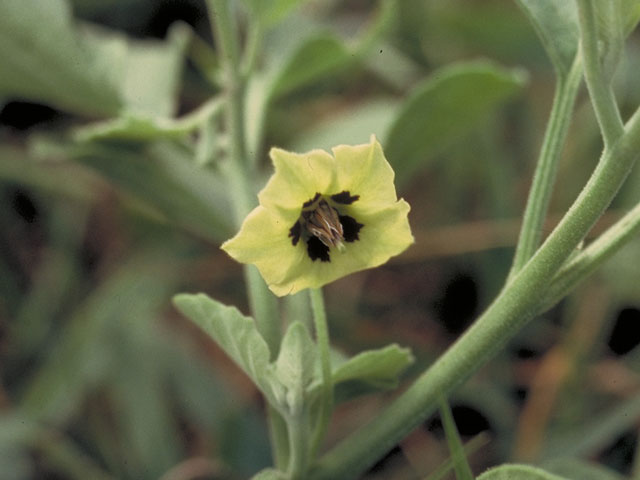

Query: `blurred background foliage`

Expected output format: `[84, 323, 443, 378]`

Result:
[1, 0, 640, 479]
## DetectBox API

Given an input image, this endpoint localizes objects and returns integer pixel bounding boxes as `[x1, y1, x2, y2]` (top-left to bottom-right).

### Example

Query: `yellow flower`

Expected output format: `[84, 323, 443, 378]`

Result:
[221, 135, 414, 296]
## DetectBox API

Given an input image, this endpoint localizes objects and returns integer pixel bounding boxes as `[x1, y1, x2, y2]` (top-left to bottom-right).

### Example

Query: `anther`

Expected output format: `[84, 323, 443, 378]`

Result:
[304, 200, 346, 251]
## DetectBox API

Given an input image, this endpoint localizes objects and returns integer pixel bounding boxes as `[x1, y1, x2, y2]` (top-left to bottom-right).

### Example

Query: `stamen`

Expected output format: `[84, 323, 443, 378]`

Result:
[303, 200, 345, 250]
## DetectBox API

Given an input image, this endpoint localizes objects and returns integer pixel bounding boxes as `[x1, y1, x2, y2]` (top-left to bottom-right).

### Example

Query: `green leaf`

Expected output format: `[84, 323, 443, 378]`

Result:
[290, 99, 400, 153]
[73, 96, 224, 142]
[244, 0, 306, 28]
[477, 464, 569, 480]
[268, 33, 352, 101]
[439, 398, 473, 480]
[73, 142, 234, 242]
[622, 0, 640, 35]
[328, 344, 413, 402]
[514, 0, 579, 76]
[82, 21, 191, 117]
[274, 322, 317, 414]
[20, 253, 176, 422]
[172, 293, 278, 405]
[593, 0, 640, 79]
[0, 0, 122, 116]
[0, 146, 97, 202]
[543, 458, 626, 480]
[0, 0, 190, 118]
[251, 468, 288, 480]
[385, 60, 526, 185]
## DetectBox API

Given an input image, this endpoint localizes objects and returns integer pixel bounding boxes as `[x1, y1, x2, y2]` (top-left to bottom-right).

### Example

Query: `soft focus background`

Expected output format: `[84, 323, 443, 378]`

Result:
[2, 1, 640, 479]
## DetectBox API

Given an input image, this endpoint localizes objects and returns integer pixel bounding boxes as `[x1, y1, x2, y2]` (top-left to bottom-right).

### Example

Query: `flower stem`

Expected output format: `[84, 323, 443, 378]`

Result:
[206, 0, 280, 356]
[576, 0, 624, 149]
[206, 0, 284, 466]
[309, 288, 333, 457]
[207, 0, 247, 168]
[539, 197, 640, 313]
[509, 56, 582, 278]
[287, 410, 310, 479]
[309, 89, 640, 480]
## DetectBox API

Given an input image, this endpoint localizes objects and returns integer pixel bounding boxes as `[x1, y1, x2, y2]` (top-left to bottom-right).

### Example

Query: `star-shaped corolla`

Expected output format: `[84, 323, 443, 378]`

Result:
[221, 135, 414, 296]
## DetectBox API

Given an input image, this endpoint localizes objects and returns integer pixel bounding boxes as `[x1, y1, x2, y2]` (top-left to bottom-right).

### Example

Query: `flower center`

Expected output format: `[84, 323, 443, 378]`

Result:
[288, 191, 364, 263]
[303, 200, 346, 252]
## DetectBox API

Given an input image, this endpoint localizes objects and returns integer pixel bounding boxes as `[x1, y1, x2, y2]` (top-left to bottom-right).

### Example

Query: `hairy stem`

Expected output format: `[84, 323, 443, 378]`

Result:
[539, 197, 640, 313]
[310, 101, 640, 480]
[309, 288, 333, 457]
[206, 0, 284, 466]
[287, 410, 310, 479]
[509, 56, 582, 278]
[206, 0, 280, 356]
[576, 0, 624, 148]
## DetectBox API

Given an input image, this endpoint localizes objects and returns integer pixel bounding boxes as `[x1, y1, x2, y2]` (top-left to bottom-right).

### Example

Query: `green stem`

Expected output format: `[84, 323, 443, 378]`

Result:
[539, 198, 640, 313]
[206, 0, 284, 466]
[241, 18, 264, 79]
[576, 0, 624, 148]
[287, 410, 310, 479]
[439, 397, 473, 480]
[207, 0, 248, 168]
[509, 56, 582, 278]
[309, 288, 333, 457]
[206, 0, 280, 357]
[310, 102, 640, 480]
[267, 405, 290, 471]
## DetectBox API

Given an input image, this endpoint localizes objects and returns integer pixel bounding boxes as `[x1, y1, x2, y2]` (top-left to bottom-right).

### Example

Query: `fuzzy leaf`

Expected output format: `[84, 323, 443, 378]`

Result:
[327, 344, 413, 403]
[244, 0, 306, 28]
[544, 458, 626, 480]
[73, 97, 223, 142]
[477, 464, 569, 480]
[0, 0, 189, 118]
[268, 34, 351, 100]
[385, 61, 526, 185]
[274, 322, 317, 414]
[514, 0, 579, 76]
[0, 0, 122, 116]
[250, 468, 287, 480]
[593, 0, 640, 79]
[74, 142, 234, 242]
[172, 293, 278, 405]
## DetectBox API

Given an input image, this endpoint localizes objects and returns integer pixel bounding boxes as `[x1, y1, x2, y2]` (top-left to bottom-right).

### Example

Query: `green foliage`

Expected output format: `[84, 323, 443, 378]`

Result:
[478, 464, 569, 480]
[439, 398, 474, 480]
[514, 0, 579, 75]
[173, 293, 413, 415]
[251, 467, 288, 480]
[173, 293, 278, 404]
[269, 34, 351, 101]
[3, 0, 640, 479]
[385, 61, 527, 185]
[0, 0, 189, 118]
[0, 0, 121, 116]
[74, 142, 234, 242]
[329, 344, 414, 402]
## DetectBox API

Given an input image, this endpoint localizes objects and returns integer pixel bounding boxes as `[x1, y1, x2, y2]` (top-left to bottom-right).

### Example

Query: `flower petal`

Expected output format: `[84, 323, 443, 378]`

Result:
[267, 200, 413, 296]
[331, 135, 398, 208]
[258, 147, 338, 213]
[221, 206, 306, 287]
[222, 139, 414, 296]
[345, 199, 414, 266]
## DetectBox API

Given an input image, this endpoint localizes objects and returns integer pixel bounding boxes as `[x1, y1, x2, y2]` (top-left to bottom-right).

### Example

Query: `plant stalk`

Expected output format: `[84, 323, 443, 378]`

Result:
[509, 56, 582, 278]
[576, 0, 624, 148]
[206, 0, 284, 466]
[310, 102, 640, 480]
[309, 288, 333, 457]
